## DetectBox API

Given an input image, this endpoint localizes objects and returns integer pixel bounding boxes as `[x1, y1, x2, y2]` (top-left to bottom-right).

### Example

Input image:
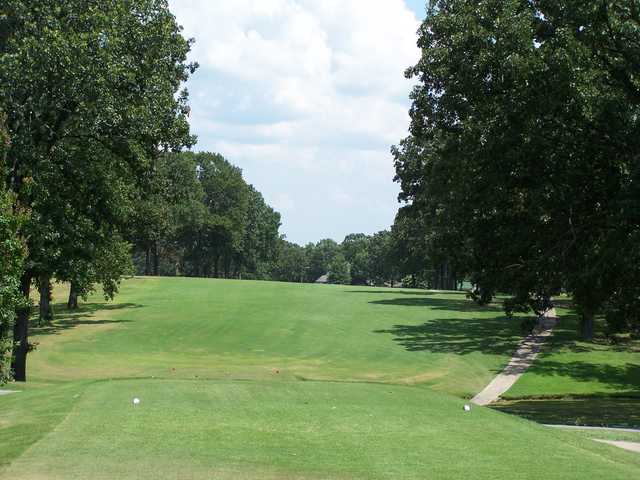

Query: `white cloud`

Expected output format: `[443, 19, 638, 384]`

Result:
[169, 0, 420, 243]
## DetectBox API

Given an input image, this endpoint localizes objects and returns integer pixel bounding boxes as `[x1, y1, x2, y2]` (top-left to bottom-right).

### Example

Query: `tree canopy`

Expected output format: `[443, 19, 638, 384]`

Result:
[392, 0, 640, 338]
[0, 0, 196, 380]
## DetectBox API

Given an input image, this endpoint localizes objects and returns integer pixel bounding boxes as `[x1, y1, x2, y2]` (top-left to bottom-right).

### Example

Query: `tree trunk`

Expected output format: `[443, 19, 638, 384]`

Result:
[145, 247, 152, 276]
[214, 254, 220, 278]
[581, 310, 595, 341]
[12, 274, 31, 382]
[67, 282, 79, 310]
[152, 241, 159, 276]
[38, 275, 53, 324]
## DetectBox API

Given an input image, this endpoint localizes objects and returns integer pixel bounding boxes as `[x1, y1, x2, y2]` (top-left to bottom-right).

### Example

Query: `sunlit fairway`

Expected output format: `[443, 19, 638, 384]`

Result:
[26, 277, 524, 394]
[2, 277, 639, 479]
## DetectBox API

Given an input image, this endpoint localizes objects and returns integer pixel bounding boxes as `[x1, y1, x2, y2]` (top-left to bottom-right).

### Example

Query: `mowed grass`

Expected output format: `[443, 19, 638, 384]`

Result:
[496, 306, 640, 428]
[3, 379, 640, 479]
[28, 277, 522, 396]
[505, 312, 640, 398]
[1, 277, 640, 479]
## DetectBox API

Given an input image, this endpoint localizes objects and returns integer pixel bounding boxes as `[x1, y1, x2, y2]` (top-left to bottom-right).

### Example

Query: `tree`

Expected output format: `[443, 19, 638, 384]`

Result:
[176, 152, 250, 278]
[130, 152, 204, 277]
[0, 0, 196, 380]
[368, 231, 398, 286]
[270, 238, 309, 283]
[0, 114, 26, 384]
[393, 0, 640, 337]
[62, 236, 133, 310]
[391, 207, 433, 288]
[328, 253, 352, 285]
[239, 187, 281, 279]
[307, 239, 339, 281]
[0, 189, 25, 384]
[341, 234, 371, 285]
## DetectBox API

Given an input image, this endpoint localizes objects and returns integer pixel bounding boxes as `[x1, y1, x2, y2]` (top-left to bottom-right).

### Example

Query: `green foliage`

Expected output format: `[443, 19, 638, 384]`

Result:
[368, 230, 399, 285]
[268, 239, 309, 283]
[307, 238, 339, 281]
[129, 151, 283, 280]
[328, 252, 351, 285]
[393, 0, 640, 337]
[341, 233, 370, 285]
[0, 196, 22, 383]
[0, 0, 196, 379]
[0, 115, 25, 383]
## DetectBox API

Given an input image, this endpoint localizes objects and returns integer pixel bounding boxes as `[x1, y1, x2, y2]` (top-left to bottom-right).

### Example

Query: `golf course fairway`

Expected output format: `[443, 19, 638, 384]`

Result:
[1, 277, 639, 479]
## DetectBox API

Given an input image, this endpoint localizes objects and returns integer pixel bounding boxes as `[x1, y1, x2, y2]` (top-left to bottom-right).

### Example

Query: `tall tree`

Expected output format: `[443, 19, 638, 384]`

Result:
[239, 187, 281, 279]
[341, 234, 371, 285]
[328, 253, 352, 285]
[0, 0, 195, 380]
[368, 231, 398, 286]
[0, 114, 26, 383]
[307, 239, 339, 281]
[393, 0, 640, 337]
[270, 239, 309, 283]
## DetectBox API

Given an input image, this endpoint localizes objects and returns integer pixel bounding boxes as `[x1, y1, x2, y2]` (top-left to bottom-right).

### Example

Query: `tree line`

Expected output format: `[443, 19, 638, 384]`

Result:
[0, 0, 436, 384]
[128, 151, 281, 281]
[268, 231, 459, 289]
[392, 0, 640, 339]
[0, 0, 196, 382]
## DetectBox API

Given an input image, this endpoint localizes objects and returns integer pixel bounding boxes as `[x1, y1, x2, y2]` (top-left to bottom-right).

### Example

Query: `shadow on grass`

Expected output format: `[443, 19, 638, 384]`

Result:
[374, 316, 520, 356]
[369, 296, 504, 313]
[31, 302, 141, 336]
[345, 290, 461, 296]
[524, 360, 640, 392]
[492, 397, 640, 428]
[539, 316, 640, 354]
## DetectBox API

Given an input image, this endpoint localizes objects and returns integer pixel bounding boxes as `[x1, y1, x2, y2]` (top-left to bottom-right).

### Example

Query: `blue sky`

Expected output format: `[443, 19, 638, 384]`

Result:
[405, 0, 428, 18]
[169, 1, 424, 245]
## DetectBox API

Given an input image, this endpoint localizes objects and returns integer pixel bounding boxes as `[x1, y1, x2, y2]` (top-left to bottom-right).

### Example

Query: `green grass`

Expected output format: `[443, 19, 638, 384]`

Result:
[499, 306, 640, 428]
[505, 312, 640, 398]
[1, 277, 639, 478]
[28, 277, 522, 397]
[3, 379, 640, 479]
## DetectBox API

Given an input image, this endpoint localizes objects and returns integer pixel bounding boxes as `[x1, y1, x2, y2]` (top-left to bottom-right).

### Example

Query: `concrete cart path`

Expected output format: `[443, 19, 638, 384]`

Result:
[594, 440, 640, 454]
[545, 425, 640, 433]
[471, 309, 557, 406]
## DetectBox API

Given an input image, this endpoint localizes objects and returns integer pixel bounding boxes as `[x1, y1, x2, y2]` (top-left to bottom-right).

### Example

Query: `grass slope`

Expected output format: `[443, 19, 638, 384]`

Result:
[1, 277, 639, 478]
[29, 277, 522, 397]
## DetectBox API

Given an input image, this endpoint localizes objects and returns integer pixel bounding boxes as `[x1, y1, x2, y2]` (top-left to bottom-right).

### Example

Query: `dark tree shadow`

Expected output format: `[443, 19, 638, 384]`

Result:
[538, 315, 640, 354]
[31, 302, 141, 336]
[524, 360, 640, 392]
[492, 397, 640, 428]
[374, 316, 521, 356]
[345, 290, 443, 296]
[369, 296, 504, 313]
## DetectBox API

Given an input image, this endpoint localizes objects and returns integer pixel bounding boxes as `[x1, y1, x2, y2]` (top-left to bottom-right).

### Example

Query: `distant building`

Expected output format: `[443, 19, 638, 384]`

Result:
[315, 274, 329, 284]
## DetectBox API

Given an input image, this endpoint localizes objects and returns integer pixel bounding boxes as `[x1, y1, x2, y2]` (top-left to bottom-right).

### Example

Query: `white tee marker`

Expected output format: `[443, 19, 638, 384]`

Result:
[132, 397, 141, 406]
[463, 404, 471, 412]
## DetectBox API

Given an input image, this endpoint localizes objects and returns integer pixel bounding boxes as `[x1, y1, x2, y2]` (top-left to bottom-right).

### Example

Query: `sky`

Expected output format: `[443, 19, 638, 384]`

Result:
[168, 1, 426, 245]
